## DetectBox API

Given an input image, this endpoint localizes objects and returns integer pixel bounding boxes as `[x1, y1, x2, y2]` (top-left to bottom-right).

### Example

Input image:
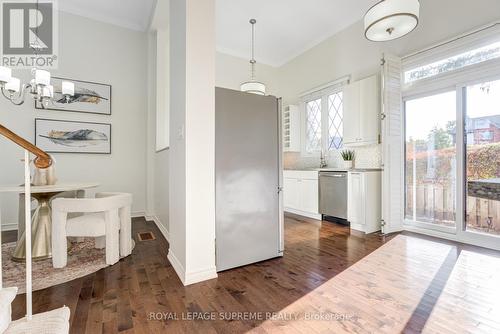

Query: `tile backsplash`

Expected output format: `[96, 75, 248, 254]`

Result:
[284, 144, 382, 169]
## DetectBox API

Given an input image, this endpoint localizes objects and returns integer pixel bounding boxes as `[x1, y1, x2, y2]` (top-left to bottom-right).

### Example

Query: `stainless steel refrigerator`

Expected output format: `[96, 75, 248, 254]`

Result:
[215, 87, 284, 272]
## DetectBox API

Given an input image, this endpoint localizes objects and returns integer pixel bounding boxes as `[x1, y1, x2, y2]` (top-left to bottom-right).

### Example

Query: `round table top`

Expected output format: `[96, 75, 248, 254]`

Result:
[0, 182, 100, 194]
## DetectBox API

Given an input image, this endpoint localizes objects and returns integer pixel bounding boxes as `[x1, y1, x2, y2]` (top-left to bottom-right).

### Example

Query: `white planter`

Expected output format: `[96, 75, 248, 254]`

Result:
[343, 160, 353, 169]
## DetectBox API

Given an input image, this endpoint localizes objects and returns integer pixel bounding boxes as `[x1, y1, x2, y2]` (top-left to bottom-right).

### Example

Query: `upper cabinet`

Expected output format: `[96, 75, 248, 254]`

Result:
[343, 75, 380, 146]
[282, 105, 301, 152]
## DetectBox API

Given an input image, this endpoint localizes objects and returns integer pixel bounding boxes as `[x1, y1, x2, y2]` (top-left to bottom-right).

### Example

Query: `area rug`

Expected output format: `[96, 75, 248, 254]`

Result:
[1, 238, 108, 294]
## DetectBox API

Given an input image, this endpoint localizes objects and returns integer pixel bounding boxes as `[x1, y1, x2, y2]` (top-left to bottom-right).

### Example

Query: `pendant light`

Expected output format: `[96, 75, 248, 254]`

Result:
[240, 19, 266, 95]
[364, 0, 420, 42]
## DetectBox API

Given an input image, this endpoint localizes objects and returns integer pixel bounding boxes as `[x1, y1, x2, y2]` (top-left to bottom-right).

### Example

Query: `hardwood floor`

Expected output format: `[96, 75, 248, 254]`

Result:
[4, 214, 500, 333]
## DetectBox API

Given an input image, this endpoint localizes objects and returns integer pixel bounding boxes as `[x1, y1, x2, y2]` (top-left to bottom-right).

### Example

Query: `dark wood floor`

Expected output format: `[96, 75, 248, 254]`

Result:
[3, 214, 500, 333]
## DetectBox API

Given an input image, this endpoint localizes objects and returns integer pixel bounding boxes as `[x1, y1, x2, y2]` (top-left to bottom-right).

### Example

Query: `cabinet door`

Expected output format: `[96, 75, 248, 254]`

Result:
[299, 179, 319, 214]
[348, 173, 363, 225]
[284, 178, 300, 209]
[359, 75, 380, 144]
[343, 82, 360, 145]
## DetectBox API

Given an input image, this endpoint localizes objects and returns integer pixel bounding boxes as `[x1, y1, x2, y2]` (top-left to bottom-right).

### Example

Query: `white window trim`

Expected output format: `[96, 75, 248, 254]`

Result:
[300, 77, 349, 157]
[402, 22, 500, 94]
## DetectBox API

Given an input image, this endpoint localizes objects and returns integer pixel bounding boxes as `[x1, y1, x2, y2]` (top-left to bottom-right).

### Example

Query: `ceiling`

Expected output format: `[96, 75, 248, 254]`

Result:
[216, 0, 378, 67]
[59, 0, 157, 32]
[59, 0, 378, 67]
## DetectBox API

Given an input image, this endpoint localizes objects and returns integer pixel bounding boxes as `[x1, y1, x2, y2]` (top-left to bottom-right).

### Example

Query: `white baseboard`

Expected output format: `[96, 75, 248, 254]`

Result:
[184, 267, 218, 286]
[167, 250, 186, 283]
[167, 249, 217, 286]
[285, 208, 322, 220]
[145, 215, 170, 242]
[131, 211, 146, 218]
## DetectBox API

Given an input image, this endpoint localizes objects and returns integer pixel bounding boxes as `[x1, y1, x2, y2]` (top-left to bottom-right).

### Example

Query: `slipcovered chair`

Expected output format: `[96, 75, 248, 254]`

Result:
[1, 287, 70, 334]
[51, 192, 133, 269]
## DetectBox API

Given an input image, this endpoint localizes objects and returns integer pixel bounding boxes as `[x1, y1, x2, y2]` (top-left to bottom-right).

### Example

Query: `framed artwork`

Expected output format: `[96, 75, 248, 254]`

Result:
[35, 118, 111, 154]
[35, 77, 112, 115]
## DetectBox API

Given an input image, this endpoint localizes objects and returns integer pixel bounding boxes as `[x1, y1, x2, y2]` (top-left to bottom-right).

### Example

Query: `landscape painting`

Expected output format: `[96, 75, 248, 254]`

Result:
[35, 119, 111, 154]
[35, 77, 112, 115]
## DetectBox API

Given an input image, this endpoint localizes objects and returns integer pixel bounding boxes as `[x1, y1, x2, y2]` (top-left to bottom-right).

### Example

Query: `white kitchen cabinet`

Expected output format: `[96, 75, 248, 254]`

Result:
[343, 75, 380, 146]
[348, 172, 363, 226]
[348, 171, 381, 233]
[283, 170, 320, 220]
[282, 105, 300, 152]
[343, 83, 360, 145]
[283, 177, 300, 209]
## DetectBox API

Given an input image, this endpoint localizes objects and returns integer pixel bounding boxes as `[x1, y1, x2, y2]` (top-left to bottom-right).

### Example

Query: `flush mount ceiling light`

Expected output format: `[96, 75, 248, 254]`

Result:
[364, 0, 420, 42]
[240, 19, 266, 95]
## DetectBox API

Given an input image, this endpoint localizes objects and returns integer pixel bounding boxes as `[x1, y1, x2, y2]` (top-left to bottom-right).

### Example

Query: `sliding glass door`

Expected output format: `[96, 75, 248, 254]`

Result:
[405, 91, 457, 231]
[464, 79, 500, 237]
[404, 78, 500, 246]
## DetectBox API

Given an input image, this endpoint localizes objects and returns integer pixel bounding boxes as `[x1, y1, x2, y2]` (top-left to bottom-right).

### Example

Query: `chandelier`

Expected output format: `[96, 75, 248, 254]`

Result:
[0, 0, 75, 107]
[0, 66, 75, 107]
[240, 19, 266, 95]
[364, 0, 420, 42]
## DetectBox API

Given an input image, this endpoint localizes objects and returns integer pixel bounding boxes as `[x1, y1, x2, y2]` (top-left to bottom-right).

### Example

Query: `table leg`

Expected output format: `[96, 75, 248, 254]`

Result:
[12, 194, 53, 262]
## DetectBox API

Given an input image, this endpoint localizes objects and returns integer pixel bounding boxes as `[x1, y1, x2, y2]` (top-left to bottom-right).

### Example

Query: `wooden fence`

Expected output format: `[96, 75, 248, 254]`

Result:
[405, 183, 500, 235]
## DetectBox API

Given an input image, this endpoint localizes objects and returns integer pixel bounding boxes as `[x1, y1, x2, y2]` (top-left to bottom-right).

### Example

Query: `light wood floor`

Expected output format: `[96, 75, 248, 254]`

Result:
[4, 214, 500, 333]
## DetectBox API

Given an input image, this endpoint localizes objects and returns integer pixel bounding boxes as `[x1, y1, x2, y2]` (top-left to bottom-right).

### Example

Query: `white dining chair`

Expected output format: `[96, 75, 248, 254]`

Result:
[51, 192, 133, 269]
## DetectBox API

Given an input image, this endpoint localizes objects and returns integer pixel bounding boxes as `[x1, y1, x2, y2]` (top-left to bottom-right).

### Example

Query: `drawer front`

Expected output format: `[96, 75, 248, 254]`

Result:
[283, 170, 319, 180]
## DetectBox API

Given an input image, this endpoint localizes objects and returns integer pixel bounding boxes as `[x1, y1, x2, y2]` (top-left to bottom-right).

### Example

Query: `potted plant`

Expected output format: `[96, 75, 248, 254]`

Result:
[340, 150, 355, 169]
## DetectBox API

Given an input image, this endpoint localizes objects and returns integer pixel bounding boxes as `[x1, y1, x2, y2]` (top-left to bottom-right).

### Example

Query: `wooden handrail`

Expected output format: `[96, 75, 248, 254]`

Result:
[0, 123, 52, 169]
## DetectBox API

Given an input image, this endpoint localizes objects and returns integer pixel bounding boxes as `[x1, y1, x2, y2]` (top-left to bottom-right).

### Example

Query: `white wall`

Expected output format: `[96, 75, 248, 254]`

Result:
[146, 30, 169, 239]
[168, 0, 217, 285]
[0, 12, 148, 230]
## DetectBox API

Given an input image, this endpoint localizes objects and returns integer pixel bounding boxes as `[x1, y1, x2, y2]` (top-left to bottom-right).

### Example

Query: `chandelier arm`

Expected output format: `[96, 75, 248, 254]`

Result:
[1, 87, 11, 100]
[1, 83, 33, 105]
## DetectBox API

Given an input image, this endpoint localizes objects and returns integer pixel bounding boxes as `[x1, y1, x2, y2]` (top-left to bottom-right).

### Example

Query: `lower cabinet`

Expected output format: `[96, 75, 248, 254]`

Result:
[348, 171, 381, 233]
[283, 171, 320, 219]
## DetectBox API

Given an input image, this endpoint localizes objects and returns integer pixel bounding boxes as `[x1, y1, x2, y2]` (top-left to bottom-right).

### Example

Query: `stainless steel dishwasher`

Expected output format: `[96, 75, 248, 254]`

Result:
[319, 171, 348, 222]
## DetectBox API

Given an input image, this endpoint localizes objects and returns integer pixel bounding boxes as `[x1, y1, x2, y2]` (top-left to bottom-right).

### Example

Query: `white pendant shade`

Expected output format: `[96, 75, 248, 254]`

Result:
[241, 19, 267, 95]
[0, 66, 12, 83]
[62, 81, 75, 96]
[364, 0, 420, 42]
[35, 69, 51, 86]
[5, 77, 20, 93]
[240, 81, 266, 95]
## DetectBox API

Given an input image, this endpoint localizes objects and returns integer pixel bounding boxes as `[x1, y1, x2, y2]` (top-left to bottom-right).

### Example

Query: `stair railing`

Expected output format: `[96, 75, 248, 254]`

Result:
[0, 124, 52, 321]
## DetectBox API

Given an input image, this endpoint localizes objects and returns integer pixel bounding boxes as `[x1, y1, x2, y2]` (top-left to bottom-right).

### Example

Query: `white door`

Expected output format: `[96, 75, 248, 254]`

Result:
[381, 54, 404, 234]
[343, 82, 360, 145]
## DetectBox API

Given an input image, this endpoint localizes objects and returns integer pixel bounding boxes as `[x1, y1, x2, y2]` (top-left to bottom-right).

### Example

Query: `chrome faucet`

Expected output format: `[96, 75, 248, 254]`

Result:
[320, 150, 328, 168]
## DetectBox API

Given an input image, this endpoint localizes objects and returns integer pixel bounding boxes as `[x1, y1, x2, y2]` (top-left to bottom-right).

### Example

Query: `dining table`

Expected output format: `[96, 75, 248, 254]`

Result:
[0, 182, 99, 261]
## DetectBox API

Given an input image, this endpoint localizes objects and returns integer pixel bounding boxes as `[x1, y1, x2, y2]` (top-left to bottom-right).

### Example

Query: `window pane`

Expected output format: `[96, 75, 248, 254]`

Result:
[405, 91, 457, 227]
[328, 92, 343, 150]
[465, 79, 500, 236]
[306, 98, 322, 152]
[405, 41, 500, 83]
